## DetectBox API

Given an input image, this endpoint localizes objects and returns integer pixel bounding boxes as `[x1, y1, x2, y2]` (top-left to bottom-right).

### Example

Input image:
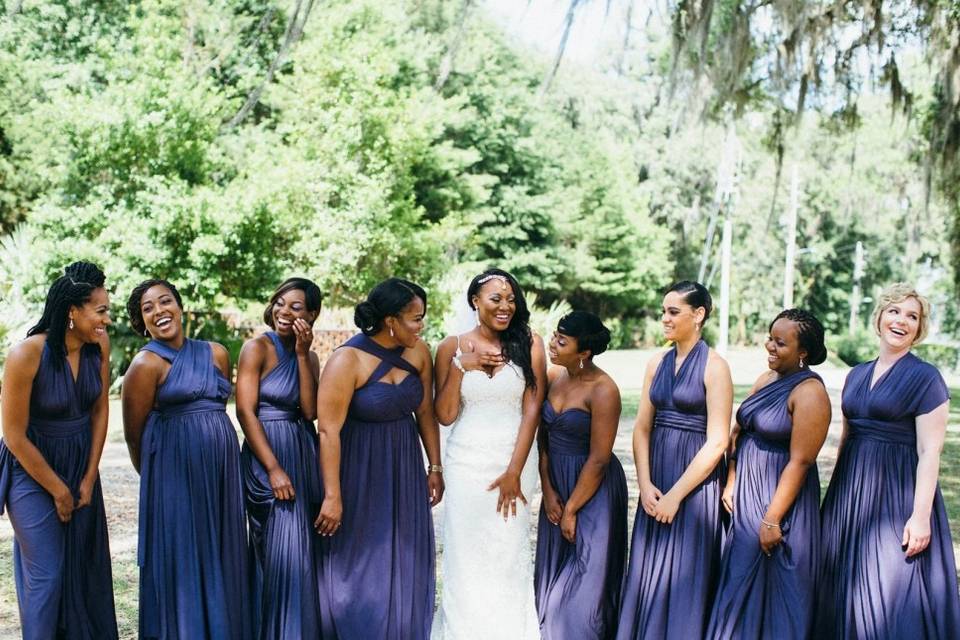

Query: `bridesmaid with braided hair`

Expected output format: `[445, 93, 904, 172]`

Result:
[0, 261, 117, 639]
[707, 308, 831, 639]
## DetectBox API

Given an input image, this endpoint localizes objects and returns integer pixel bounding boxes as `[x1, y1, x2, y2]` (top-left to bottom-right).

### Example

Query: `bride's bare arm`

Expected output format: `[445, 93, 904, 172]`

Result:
[489, 334, 547, 519]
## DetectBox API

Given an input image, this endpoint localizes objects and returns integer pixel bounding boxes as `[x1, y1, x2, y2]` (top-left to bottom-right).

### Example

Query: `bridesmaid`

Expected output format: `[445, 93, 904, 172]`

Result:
[707, 309, 831, 639]
[315, 277, 443, 639]
[122, 278, 252, 640]
[236, 278, 322, 638]
[0, 261, 117, 639]
[815, 283, 960, 639]
[616, 280, 733, 640]
[534, 311, 627, 640]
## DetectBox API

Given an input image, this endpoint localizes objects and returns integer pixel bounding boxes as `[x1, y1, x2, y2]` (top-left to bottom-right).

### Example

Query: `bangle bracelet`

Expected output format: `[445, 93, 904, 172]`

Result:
[429, 464, 443, 474]
[452, 356, 465, 373]
[761, 519, 780, 530]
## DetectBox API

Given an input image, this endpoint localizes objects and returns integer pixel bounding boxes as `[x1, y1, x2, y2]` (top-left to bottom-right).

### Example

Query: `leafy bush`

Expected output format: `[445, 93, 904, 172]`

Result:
[828, 328, 877, 367]
[913, 343, 960, 372]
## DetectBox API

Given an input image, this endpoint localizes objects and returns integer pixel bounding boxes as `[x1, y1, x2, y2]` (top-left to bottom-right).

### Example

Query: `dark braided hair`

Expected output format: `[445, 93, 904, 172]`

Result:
[354, 278, 427, 336]
[27, 261, 106, 360]
[769, 308, 827, 366]
[126, 279, 183, 337]
[467, 268, 536, 390]
[263, 277, 323, 328]
[557, 311, 611, 359]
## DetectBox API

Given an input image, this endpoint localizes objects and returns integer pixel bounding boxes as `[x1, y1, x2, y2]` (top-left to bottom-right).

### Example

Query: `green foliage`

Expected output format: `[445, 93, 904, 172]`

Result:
[828, 327, 877, 367]
[914, 343, 960, 372]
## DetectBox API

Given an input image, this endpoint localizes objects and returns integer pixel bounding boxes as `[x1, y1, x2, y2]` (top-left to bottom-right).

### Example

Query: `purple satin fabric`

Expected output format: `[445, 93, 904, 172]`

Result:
[0, 341, 117, 640]
[534, 402, 627, 639]
[241, 331, 321, 638]
[815, 353, 960, 639]
[137, 338, 252, 639]
[617, 340, 724, 640]
[707, 369, 823, 639]
[317, 333, 435, 639]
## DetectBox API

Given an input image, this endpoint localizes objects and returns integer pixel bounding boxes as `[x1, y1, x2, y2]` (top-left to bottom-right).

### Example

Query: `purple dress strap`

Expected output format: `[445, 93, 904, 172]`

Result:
[707, 369, 823, 639]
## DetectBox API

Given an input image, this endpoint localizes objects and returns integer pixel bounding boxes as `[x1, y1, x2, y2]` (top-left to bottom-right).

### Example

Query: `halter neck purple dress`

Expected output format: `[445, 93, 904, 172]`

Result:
[815, 353, 960, 639]
[616, 339, 724, 640]
[0, 340, 117, 640]
[241, 331, 321, 638]
[707, 369, 824, 639]
[136, 338, 252, 639]
[317, 333, 435, 639]
[534, 402, 628, 639]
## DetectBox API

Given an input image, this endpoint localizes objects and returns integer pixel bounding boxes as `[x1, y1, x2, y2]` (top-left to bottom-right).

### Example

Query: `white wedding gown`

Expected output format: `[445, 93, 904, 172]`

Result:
[433, 357, 540, 640]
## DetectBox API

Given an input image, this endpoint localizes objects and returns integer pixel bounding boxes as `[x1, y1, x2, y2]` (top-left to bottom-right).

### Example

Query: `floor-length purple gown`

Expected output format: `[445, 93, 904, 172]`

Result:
[706, 369, 824, 639]
[317, 334, 434, 639]
[534, 402, 628, 639]
[616, 339, 723, 640]
[0, 341, 117, 640]
[815, 353, 960, 639]
[136, 338, 252, 640]
[241, 331, 321, 638]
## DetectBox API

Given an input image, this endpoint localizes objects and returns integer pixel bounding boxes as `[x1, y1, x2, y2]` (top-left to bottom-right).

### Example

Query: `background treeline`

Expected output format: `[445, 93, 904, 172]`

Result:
[0, 0, 955, 374]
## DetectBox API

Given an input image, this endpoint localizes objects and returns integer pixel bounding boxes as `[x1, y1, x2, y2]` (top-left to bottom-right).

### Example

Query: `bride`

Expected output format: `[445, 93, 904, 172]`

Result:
[432, 268, 546, 640]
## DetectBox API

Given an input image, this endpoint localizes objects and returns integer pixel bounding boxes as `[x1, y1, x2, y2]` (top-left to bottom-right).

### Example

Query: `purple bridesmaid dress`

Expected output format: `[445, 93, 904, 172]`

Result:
[136, 338, 252, 639]
[616, 339, 723, 640]
[0, 341, 117, 640]
[815, 353, 960, 639]
[534, 402, 628, 639]
[241, 331, 321, 638]
[317, 334, 435, 639]
[706, 369, 823, 639]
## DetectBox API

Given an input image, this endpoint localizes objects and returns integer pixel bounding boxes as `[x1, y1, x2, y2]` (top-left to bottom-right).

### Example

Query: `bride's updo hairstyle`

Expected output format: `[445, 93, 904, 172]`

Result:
[557, 311, 611, 360]
[354, 277, 427, 336]
[466, 268, 536, 390]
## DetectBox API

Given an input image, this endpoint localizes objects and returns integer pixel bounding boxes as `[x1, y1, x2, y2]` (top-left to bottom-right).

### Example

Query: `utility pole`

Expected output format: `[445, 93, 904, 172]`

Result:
[783, 166, 799, 309]
[849, 241, 865, 334]
[718, 219, 733, 355]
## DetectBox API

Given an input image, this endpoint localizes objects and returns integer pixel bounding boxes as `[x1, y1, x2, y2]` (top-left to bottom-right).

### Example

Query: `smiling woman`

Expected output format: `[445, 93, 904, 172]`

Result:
[121, 278, 252, 639]
[0, 261, 117, 640]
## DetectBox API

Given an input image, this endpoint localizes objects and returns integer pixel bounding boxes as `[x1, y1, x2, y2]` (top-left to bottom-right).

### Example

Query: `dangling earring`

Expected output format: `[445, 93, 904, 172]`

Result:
[144, 329, 149, 337]
[69, 318, 74, 330]
[389, 326, 394, 338]
[474, 309, 480, 326]
[579, 358, 584, 369]
[799, 357, 805, 368]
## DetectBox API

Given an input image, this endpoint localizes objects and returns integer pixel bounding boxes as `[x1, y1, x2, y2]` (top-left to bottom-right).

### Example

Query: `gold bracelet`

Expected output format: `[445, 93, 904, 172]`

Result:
[428, 464, 443, 474]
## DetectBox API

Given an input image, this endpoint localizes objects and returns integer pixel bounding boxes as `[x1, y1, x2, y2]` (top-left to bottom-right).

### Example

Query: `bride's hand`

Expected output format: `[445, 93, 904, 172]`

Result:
[457, 341, 504, 372]
[488, 470, 526, 520]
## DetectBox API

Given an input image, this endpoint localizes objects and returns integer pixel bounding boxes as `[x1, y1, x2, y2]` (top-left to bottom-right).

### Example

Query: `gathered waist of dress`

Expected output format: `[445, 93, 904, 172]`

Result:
[739, 431, 789, 453]
[29, 413, 91, 438]
[654, 409, 707, 434]
[155, 399, 227, 418]
[847, 417, 916, 446]
[546, 434, 590, 457]
[257, 403, 302, 422]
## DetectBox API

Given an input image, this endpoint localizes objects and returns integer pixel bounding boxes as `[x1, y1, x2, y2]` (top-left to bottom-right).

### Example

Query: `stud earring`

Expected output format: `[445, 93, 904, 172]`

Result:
[69, 318, 74, 330]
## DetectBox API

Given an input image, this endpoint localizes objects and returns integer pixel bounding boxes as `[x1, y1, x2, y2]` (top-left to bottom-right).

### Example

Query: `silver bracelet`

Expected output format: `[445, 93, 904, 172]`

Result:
[761, 519, 781, 530]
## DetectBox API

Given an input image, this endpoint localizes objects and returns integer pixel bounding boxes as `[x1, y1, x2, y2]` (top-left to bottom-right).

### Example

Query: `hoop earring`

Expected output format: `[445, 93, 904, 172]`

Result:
[579, 359, 584, 369]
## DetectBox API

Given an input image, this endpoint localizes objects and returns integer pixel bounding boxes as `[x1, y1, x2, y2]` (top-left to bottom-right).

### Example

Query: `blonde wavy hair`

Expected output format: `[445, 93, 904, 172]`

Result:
[870, 283, 931, 345]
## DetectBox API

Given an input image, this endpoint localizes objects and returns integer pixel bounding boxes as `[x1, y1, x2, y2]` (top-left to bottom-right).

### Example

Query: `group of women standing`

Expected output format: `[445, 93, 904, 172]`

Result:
[0, 261, 958, 640]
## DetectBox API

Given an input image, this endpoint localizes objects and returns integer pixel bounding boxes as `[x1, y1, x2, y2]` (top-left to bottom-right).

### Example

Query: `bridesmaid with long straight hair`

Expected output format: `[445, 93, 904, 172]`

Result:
[315, 277, 442, 639]
[707, 309, 831, 639]
[0, 261, 117, 640]
[616, 280, 733, 640]
[534, 311, 627, 640]
[236, 277, 322, 638]
[815, 283, 960, 639]
[122, 279, 252, 640]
